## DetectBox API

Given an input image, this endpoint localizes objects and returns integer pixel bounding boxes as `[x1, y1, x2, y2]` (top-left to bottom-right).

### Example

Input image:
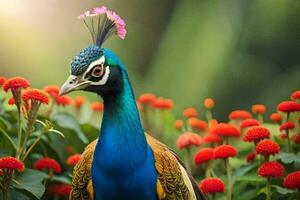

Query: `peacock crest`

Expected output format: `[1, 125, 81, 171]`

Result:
[78, 6, 126, 47]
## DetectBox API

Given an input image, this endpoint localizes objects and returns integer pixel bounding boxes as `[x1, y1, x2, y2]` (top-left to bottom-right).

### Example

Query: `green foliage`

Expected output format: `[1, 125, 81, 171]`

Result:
[278, 152, 300, 164]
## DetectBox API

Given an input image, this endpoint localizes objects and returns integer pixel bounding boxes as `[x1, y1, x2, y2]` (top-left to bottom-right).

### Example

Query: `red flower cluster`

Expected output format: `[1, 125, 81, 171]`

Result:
[212, 123, 240, 137]
[174, 120, 184, 130]
[73, 96, 86, 109]
[291, 91, 300, 101]
[270, 113, 282, 123]
[8, 97, 15, 105]
[256, 140, 280, 156]
[242, 126, 270, 142]
[203, 134, 222, 144]
[240, 119, 260, 129]
[199, 177, 225, 194]
[204, 98, 215, 109]
[228, 110, 252, 120]
[283, 171, 300, 189]
[138, 93, 156, 105]
[0, 76, 6, 86]
[55, 95, 72, 106]
[152, 98, 174, 110]
[90, 102, 104, 112]
[280, 122, 295, 131]
[252, 104, 266, 114]
[246, 152, 256, 163]
[194, 148, 214, 165]
[258, 161, 284, 178]
[66, 154, 81, 166]
[22, 89, 49, 104]
[176, 132, 203, 149]
[44, 85, 60, 98]
[34, 157, 61, 174]
[188, 118, 207, 131]
[293, 133, 300, 144]
[0, 156, 25, 172]
[214, 145, 237, 159]
[48, 184, 72, 196]
[277, 101, 300, 113]
[183, 107, 198, 118]
[3, 77, 30, 92]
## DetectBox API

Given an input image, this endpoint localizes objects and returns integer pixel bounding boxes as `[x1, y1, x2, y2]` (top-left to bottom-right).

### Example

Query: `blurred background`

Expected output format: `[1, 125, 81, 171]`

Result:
[0, 0, 299, 121]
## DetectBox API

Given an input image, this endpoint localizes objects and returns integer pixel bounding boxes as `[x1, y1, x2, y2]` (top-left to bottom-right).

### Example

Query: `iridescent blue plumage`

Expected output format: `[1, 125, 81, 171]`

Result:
[71, 45, 103, 75]
[91, 49, 158, 200]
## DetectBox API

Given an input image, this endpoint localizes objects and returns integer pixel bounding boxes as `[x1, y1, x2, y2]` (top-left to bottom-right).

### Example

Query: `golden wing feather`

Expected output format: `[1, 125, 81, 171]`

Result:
[69, 140, 97, 200]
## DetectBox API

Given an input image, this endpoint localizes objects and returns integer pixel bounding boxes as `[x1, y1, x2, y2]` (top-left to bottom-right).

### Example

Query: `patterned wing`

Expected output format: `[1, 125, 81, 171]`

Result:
[146, 134, 205, 200]
[69, 140, 97, 200]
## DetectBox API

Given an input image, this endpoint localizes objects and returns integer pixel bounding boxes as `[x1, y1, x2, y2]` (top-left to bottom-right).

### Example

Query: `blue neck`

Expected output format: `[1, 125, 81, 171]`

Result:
[93, 71, 148, 174]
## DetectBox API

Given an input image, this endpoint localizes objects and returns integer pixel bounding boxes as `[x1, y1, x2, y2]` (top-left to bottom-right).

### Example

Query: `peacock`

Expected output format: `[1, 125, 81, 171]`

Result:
[59, 6, 205, 200]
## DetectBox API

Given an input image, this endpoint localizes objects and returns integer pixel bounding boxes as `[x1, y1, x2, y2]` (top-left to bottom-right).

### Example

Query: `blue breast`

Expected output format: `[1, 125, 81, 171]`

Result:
[91, 144, 158, 200]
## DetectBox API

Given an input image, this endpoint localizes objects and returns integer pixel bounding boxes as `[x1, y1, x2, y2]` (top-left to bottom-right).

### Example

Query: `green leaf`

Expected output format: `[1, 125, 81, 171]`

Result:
[257, 186, 267, 195]
[52, 175, 72, 184]
[12, 168, 48, 199]
[80, 123, 99, 142]
[278, 152, 300, 164]
[236, 174, 265, 183]
[51, 112, 88, 144]
[232, 163, 258, 183]
[272, 185, 295, 195]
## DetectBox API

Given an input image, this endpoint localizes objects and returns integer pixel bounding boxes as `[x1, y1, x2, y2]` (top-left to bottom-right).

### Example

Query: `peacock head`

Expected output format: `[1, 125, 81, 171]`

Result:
[59, 6, 126, 97]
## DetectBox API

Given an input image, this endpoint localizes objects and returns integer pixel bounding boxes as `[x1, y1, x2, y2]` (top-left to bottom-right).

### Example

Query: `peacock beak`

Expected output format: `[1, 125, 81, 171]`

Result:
[59, 75, 79, 96]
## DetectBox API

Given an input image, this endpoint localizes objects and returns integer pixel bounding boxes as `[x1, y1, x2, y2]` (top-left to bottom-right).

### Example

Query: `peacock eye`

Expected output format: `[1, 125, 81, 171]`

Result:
[91, 65, 104, 77]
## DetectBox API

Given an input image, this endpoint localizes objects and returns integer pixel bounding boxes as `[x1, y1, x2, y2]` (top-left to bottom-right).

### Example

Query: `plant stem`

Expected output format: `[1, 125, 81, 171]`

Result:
[185, 147, 191, 172]
[266, 178, 271, 200]
[2, 189, 7, 200]
[16, 105, 22, 159]
[211, 193, 216, 200]
[225, 158, 232, 200]
[0, 126, 17, 150]
[22, 128, 46, 161]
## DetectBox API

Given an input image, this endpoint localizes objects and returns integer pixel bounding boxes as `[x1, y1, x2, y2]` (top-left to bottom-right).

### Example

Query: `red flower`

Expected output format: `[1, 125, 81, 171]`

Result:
[280, 122, 295, 131]
[204, 98, 215, 109]
[229, 110, 252, 120]
[214, 145, 237, 159]
[8, 97, 15, 105]
[283, 171, 300, 189]
[22, 89, 49, 104]
[280, 133, 287, 139]
[3, 77, 30, 92]
[194, 148, 214, 165]
[176, 132, 203, 149]
[291, 91, 300, 100]
[174, 120, 184, 130]
[252, 104, 266, 114]
[212, 123, 240, 137]
[243, 126, 270, 142]
[55, 95, 72, 106]
[258, 161, 284, 178]
[48, 184, 72, 196]
[246, 152, 256, 163]
[256, 140, 280, 156]
[188, 118, 207, 131]
[240, 119, 260, 129]
[270, 113, 282, 123]
[183, 107, 198, 118]
[277, 101, 300, 113]
[152, 98, 174, 110]
[293, 133, 300, 144]
[73, 96, 86, 109]
[199, 177, 225, 194]
[209, 119, 218, 130]
[44, 85, 60, 98]
[0, 76, 6, 86]
[34, 157, 61, 174]
[203, 134, 222, 144]
[0, 156, 25, 172]
[90, 102, 104, 112]
[138, 93, 156, 105]
[66, 154, 81, 166]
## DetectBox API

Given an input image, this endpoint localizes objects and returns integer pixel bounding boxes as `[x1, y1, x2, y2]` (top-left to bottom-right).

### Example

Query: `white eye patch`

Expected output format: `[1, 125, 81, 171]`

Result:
[82, 56, 110, 85]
